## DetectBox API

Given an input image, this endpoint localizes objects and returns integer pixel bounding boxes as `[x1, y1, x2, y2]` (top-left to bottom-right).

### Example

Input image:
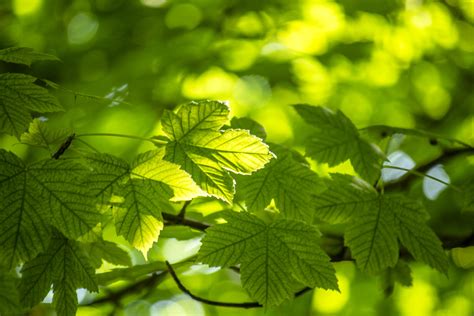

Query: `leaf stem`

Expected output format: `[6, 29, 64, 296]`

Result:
[382, 165, 461, 191]
[74, 138, 101, 153]
[75, 132, 167, 145]
[386, 147, 474, 190]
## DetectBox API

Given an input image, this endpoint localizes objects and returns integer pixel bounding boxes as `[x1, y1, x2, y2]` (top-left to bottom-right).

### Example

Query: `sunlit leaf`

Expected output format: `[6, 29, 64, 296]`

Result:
[161, 100, 273, 202]
[84, 149, 202, 254]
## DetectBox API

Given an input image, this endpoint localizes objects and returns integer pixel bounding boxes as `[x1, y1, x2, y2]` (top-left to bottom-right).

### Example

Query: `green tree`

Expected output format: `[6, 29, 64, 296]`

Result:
[0, 0, 473, 315]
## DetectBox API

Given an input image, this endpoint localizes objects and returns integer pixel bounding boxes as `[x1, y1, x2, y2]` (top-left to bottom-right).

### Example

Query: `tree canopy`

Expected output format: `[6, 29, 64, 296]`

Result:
[0, 0, 473, 315]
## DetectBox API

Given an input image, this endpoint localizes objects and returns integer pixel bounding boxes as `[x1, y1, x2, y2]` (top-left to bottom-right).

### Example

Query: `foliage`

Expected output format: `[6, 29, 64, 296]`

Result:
[199, 211, 338, 306]
[0, 0, 473, 312]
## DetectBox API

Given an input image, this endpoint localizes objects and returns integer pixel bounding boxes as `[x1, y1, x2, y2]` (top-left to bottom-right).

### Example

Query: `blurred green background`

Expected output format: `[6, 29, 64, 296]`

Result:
[0, 0, 473, 315]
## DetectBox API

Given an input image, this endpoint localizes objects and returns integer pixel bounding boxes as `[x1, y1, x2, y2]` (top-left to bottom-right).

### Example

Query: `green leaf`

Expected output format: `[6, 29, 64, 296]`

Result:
[161, 100, 273, 202]
[390, 197, 449, 274]
[132, 149, 203, 201]
[97, 261, 167, 286]
[312, 174, 377, 224]
[160, 225, 203, 240]
[237, 145, 324, 221]
[391, 260, 413, 287]
[0, 47, 59, 66]
[30, 159, 100, 239]
[0, 91, 30, 138]
[84, 149, 202, 254]
[0, 73, 62, 112]
[0, 268, 21, 315]
[0, 150, 98, 267]
[381, 260, 412, 297]
[113, 179, 165, 254]
[462, 181, 474, 212]
[293, 104, 383, 184]
[230, 117, 267, 140]
[313, 175, 448, 274]
[0, 150, 51, 268]
[451, 246, 474, 269]
[0, 73, 63, 138]
[19, 233, 97, 314]
[0, 150, 100, 247]
[198, 211, 338, 306]
[345, 196, 400, 273]
[20, 118, 72, 152]
[83, 240, 132, 268]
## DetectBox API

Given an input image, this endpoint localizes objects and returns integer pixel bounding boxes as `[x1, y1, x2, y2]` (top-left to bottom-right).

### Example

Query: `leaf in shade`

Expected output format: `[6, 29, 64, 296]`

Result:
[313, 175, 448, 274]
[198, 211, 338, 306]
[0, 47, 59, 66]
[237, 144, 324, 221]
[293, 104, 383, 184]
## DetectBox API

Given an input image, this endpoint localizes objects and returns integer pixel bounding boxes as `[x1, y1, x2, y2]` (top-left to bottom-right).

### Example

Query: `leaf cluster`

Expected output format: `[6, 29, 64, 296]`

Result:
[0, 47, 470, 315]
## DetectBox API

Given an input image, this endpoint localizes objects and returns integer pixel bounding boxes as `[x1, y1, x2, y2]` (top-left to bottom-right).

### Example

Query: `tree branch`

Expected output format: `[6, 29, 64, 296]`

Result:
[162, 212, 210, 231]
[166, 261, 262, 308]
[177, 200, 191, 223]
[87, 272, 167, 306]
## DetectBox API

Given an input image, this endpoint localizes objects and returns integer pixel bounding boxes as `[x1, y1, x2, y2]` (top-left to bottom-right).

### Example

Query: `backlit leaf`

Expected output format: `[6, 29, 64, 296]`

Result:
[161, 100, 273, 202]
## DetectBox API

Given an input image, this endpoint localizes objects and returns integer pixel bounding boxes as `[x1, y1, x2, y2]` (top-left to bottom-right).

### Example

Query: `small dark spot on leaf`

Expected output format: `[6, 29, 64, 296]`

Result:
[429, 138, 438, 145]
[381, 131, 388, 138]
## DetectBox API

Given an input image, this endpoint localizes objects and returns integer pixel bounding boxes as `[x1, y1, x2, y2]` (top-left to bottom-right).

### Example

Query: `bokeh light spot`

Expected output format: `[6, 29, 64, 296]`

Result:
[182, 67, 237, 100]
[312, 274, 350, 314]
[165, 4, 202, 30]
[14, 0, 42, 16]
[141, 0, 167, 8]
[67, 12, 99, 45]
[234, 75, 272, 109]
[397, 279, 437, 316]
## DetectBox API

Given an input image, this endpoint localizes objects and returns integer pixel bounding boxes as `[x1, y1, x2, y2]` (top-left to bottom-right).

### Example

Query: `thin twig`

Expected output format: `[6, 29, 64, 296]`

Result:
[166, 261, 263, 308]
[382, 165, 462, 191]
[386, 147, 474, 190]
[74, 137, 101, 153]
[87, 272, 167, 306]
[76, 132, 167, 145]
[177, 200, 191, 223]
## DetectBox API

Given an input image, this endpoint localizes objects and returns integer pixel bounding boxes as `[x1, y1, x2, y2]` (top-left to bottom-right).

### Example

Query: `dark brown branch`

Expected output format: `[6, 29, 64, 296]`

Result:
[162, 212, 210, 231]
[166, 261, 263, 308]
[177, 200, 191, 222]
